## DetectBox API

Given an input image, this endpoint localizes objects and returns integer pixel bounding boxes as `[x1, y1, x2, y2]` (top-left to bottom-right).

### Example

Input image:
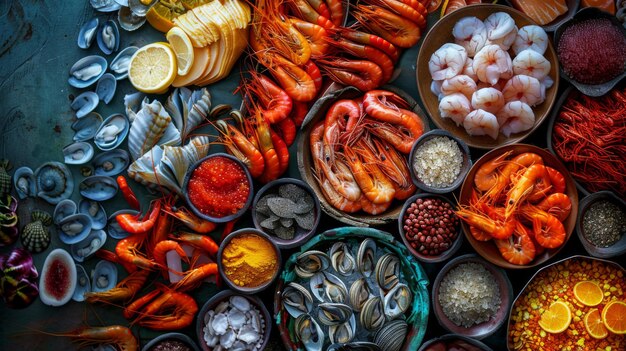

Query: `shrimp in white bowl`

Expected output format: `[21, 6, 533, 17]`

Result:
[484, 12, 516, 40]
[473, 44, 512, 85]
[429, 43, 468, 81]
[497, 101, 535, 137]
[441, 75, 477, 99]
[513, 49, 551, 80]
[453, 17, 487, 57]
[463, 109, 499, 140]
[512, 25, 548, 55]
[463, 58, 478, 82]
[502, 75, 545, 106]
[439, 93, 471, 126]
[472, 87, 505, 114]
[486, 25, 518, 51]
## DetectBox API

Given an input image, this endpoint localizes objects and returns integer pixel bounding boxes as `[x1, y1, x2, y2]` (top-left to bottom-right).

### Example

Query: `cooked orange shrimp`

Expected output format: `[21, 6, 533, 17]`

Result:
[484, 11, 516, 40]
[368, 138, 416, 200]
[360, 195, 392, 215]
[506, 164, 549, 218]
[471, 87, 505, 114]
[502, 75, 545, 106]
[453, 16, 487, 57]
[456, 206, 516, 239]
[215, 119, 265, 178]
[429, 43, 468, 80]
[170, 231, 219, 256]
[364, 0, 427, 27]
[318, 176, 363, 213]
[316, 58, 383, 92]
[290, 17, 330, 57]
[512, 49, 551, 80]
[497, 101, 535, 137]
[353, 4, 422, 48]
[441, 74, 477, 99]
[473, 150, 514, 191]
[327, 27, 400, 63]
[173, 263, 218, 292]
[39, 325, 138, 351]
[512, 25, 548, 55]
[463, 109, 499, 139]
[545, 167, 566, 194]
[537, 193, 571, 221]
[84, 270, 150, 304]
[324, 99, 361, 162]
[153, 240, 188, 275]
[344, 144, 396, 204]
[258, 52, 317, 102]
[520, 206, 566, 249]
[439, 93, 471, 126]
[288, 0, 335, 28]
[472, 44, 512, 85]
[325, 36, 395, 83]
[495, 222, 536, 265]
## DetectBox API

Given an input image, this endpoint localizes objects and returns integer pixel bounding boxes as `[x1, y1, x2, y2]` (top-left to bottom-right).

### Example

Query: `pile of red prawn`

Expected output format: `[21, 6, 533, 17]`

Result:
[457, 151, 573, 265]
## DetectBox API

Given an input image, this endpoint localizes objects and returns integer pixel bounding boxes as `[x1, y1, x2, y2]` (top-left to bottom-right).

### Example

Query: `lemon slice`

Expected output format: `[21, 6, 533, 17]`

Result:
[166, 27, 195, 75]
[128, 42, 177, 94]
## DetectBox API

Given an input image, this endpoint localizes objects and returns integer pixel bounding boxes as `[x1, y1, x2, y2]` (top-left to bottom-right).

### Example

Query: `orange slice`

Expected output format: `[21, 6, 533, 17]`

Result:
[574, 281, 604, 306]
[539, 301, 572, 334]
[602, 300, 626, 335]
[146, 0, 187, 33]
[585, 308, 609, 339]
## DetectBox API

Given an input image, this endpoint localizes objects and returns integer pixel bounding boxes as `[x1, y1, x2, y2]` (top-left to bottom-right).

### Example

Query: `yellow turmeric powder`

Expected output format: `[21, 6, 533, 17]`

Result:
[222, 233, 278, 287]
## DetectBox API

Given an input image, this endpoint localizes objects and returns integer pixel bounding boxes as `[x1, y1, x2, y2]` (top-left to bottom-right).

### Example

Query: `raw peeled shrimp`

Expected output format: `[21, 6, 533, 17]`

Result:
[431, 80, 443, 99]
[512, 25, 548, 55]
[439, 93, 471, 126]
[463, 109, 499, 139]
[472, 44, 512, 85]
[452, 16, 487, 57]
[502, 75, 545, 106]
[463, 58, 478, 81]
[471, 87, 505, 114]
[497, 101, 535, 137]
[484, 12, 516, 40]
[429, 43, 468, 80]
[441, 74, 477, 99]
[513, 49, 551, 80]
[486, 25, 517, 51]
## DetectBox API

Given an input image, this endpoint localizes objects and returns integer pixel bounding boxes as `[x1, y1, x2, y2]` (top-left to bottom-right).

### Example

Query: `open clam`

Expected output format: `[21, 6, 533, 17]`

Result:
[13, 166, 36, 199]
[282, 282, 313, 318]
[92, 149, 129, 177]
[79, 199, 107, 230]
[330, 242, 356, 276]
[53, 199, 77, 225]
[107, 209, 138, 239]
[373, 319, 408, 351]
[110, 46, 137, 80]
[375, 253, 400, 292]
[77, 18, 99, 49]
[97, 20, 120, 55]
[92, 260, 118, 292]
[95, 73, 117, 104]
[73, 264, 91, 302]
[310, 272, 348, 303]
[79, 176, 118, 201]
[58, 213, 92, 245]
[317, 303, 353, 326]
[90, 0, 121, 12]
[118, 6, 145, 31]
[72, 112, 102, 142]
[94, 113, 129, 151]
[295, 250, 330, 278]
[329, 315, 356, 344]
[349, 278, 372, 312]
[35, 162, 74, 205]
[295, 314, 324, 351]
[383, 283, 412, 320]
[71, 229, 106, 262]
[71, 91, 100, 119]
[63, 142, 94, 165]
[360, 297, 386, 331]
[128, 0, 157, 16]
[68, 55, 107, 89]
[357, 239, 376, 277]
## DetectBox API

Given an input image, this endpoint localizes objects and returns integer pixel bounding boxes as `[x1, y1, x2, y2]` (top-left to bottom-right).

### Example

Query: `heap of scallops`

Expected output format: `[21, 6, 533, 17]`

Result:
[429, 12, 553, 139]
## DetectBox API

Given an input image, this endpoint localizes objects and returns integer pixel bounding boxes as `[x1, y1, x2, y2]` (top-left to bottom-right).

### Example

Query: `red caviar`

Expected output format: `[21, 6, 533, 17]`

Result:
[188, 156, 250, 218]
[45, 259, 70, 300]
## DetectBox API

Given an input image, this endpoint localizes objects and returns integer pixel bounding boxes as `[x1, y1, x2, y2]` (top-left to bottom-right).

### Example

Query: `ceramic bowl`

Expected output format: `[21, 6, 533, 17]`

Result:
[504, 0, 580, 32]
[416, 4, 560, 149]
[251, 178, 321, 249]
[576, 191, 626, 259]
[398, 193, 463, 263]
[182, 153, 253, 223]
[432, 254, 513, 339]
[141, 332, 200, 351]
[217, 228, 281, 294]
[196, 289, 271, 351]
[417, 334, 494, 351]
[408, 129, 472, 194]
[458, 144, 578, 269]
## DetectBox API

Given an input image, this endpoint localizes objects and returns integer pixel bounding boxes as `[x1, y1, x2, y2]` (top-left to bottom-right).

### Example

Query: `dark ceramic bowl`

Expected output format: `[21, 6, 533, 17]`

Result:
[576, 191, 626, 258]
[251, 178, 321, 249]
[432, 254, 513, 339]
[398, 193, 463, 263]
[504, 0, 580, 32]
[554, 7, 626, 96]
[196, 289, 271, 351]
[141, 332, 200, 351]
[217, 228, 281, 294]
[417, 334, 494, 351]
[182, 153, 253, 223]
[408, 130, 472, 194]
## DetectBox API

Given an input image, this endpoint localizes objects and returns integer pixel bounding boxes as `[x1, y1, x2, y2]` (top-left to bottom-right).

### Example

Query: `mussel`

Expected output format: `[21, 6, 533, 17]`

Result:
[118, 6, 146, 31]
[295, 250, 330, 279]
[71, 229, 107, 262]
[329, 317, 356, 344]
[71, 91, 100, 119]
[79, 176, 118, 201]
[77, 18, 99, 49]
[97, 20, 120, 55]
[330, 242, 356, 276]
[310, 272, 348, 303]
[13, 166, 36, 199]
[383, 283, 412, 320]
[94, 113, 129, 151]
[73, 264, 91, 302]
[72, 112, 103, 142]
[92, 149, 129, 177]
[357, 239, 376, 277]
[79, 199, 107, 230]
[317, 303, 353, 326]
[95, 73, 117, 104]
[63, 142, 95, 165]
[349, 278, 371, 312]
[58, 213, 92, 245]
[360, 297, 385, 331]
[375, 253, 400, 292]
[68, 55, 107, 89]
[110, 46, 138, 80]
[295, 314, 324, 351]
[92, 260, 118, 292]
[53, 199, 78, 225]
[34, 162, 74, 205]
[282, 282, 313, 318]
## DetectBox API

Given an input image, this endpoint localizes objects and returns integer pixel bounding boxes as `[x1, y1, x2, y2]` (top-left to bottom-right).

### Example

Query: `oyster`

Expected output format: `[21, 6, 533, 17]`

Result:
[73, 264, 91, 302]
[68, 55, 107, 88]
[165, 87, 211, 141]
[330, 242, 356, 276]
[357, 239, 376, 277]
[79, 176, 118, 201]
[77, 18, 99, 49]
[349, 278, 371, 312]
[39, 249, 76, 306]
[310, 272, 347, 303]
[92, 260, 118, 292]
[375, 253, 400, 292]
[58, 213, 92, 245]
[373, 319, 408, 351]
[95, 73, 117, 104]
[128, 0, 157, 16]
[21, 210, 52, 254]
[72, 112, 103, 142]
[295, 250, 330, 279]
[97, 20, 120, 55]
[90, 0, 121, 12]
[360, 297, 385, 331]
[107, 209, 138, 239]
[13, 167, 36, 199]
[282, 282, 313, 318]
[34, 162, 74, 205]
[63, 142, 95, 165]
[92, 149, 129, 177]
[94, 114, 129, 151]
[118, 6, 146, 31]
[79, 199, 107, 230]
[71, 91, 100, 118]
[53, 199, 78, 225]
[128, 99, 181, 160]
[110, 46, 138, 80]
[383, 283, 412, 320]
[71, 229, 106, 262]
[295, 314, 324, 351]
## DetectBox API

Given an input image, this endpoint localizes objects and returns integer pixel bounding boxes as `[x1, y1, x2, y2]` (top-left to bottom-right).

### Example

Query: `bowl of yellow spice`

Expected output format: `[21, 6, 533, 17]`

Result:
[218, 228, 282, 294]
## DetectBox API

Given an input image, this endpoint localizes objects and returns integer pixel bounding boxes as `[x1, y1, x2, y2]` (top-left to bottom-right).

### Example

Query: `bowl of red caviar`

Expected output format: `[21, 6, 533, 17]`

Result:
[183, 153, 253, 223]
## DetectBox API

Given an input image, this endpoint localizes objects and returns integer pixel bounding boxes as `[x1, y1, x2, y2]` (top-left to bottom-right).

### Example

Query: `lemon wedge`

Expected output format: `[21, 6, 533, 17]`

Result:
[128, 42, 177, 94]
[167, 27, 195, 75]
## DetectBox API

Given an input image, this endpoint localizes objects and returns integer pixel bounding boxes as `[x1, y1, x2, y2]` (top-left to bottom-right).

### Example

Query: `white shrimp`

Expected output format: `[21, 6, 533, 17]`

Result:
[471, 87, 505, 114]
[463, 109, 500, 140]
[486, 25, 518, 51]
[484, 12, 516, 40]
[463, 58, 478, 81]
[540, 75, 554, 89]
[512, 25, 548, 55]
[453, 17, 487, 57]
[431, 80, 443, 100]
[502, 75, 545, 106]
[477, 79, 505, 91]
[441, 75, 477, 99]
[429, 43, 468, 81]
[473, 45, 512, 85]
[497, 101, 535, 137]
[439, 93, 471, 126]
[513, 49, 551, 80]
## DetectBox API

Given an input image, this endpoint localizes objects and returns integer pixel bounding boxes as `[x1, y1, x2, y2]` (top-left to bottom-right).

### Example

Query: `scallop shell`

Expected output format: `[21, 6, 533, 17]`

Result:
[72, 112, 103, 142]
[53, 199, 77, 225]
[124, 92, 144, 122]
[34, 162, 74, 205]
[13, 166, 36, 199]
[165, 87, 211, 141]
[73, 264, 91, 302]
[71, 91, 100, 119]
[128, 0, 157, 16]
[39, 248, 77, 307]
[79, 176, 118, 202]
[107, 209, 139, 239]
[110, 46, 138, 80]
[92, 149, 129, 177]
[118, 7, 146, 31]
[128, 99, 181, 160]
[95, 73, 117, 104]
[94, 113, 129, 151]
[21, 210, 52, 254]
[90, 0, 121, 12]
[70, 229, 107, 262]
[77, 18, 99, 49]
[97, 20, 120, 55]
[78, 199, 107, 230]
[63, 142, 95, 165]
[58, 213, 92, 245]
[92, 260, 118, 292]
[68, 55, 107, 89]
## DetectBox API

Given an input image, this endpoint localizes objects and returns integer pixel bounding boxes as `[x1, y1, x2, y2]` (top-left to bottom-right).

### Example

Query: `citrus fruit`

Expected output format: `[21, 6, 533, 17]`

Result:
[585, 308, 609, 339]
[573, 281, 604, 306]
[602, 300, 626, 334]
[166, 27, 194, 75]
[146, 0, 187, 33]
[539, 301, 572, 334]
[128, 42, 177, 94]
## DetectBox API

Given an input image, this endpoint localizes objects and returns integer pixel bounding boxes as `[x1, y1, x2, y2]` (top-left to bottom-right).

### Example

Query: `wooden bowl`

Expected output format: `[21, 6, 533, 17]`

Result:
[458, 144, 579, 269]
[416, 4, 560, 149]
[296, 85, 430, 227]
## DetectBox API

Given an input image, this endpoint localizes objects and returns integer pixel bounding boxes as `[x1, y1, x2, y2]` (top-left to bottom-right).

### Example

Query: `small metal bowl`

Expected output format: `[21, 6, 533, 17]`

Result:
[417, 334, 494, 351]
[141, 332, 200, 351]
[182, 153, 254, 223]
[217, 228, 282, 294]
[196, 289, 272, 351]
[398, 193, 463, 263]
[408, 129, 472, 194]
[432, 254, 513, 339]
[576, 191, 626, 259]
[251, 178, 321, 249]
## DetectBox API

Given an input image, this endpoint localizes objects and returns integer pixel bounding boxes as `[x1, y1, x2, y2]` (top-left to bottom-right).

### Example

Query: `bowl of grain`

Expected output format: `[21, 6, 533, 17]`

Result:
[432, 254, 513, 339]
[409, 130, 472, 194]
[576, 191, 626, 259]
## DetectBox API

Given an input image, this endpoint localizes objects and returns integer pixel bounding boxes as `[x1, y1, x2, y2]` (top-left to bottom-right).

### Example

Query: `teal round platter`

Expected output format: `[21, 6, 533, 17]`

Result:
[273, 226, 430, 351]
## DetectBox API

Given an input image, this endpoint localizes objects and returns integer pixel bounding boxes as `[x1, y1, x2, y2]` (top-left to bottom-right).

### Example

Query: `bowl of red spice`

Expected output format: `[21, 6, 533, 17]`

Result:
[398, 193, 463, 263]
[182, 153, 253, 223]
[554, 7, 626, 96]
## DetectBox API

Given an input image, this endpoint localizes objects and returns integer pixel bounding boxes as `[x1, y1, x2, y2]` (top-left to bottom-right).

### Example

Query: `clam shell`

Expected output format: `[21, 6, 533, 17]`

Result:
[77, 18, 99, 49]
[72, 112, 103, 142]
[71, 91, 100, 119]
[34, 162, 74, 205]
[58, 213, 92, 245]
[68, 55, 107, 89]
[110, 46, 138, 80]
[92, 260, 118, 292]
[92, 149, 129, 177]
[53, 199, 78, 225]
[128, 0, 157, 16]
[21, 219, 51, 254]
[79, 175, 118, 201]
[95, 73, 117, 104]
[73, 264, 91, 302]
[97, 20, 120, 55]
[39, 249, 77, 306]
[63, 142, 95, 165]
[373, 319, 408, 351]
[118, 7, 146, 31]
[90, 0, 122, 12]
[70, 229, 107, 262]
[78, 199, 107, 230]
[94, 113, 129, 151]
[13, 166, 36, 199]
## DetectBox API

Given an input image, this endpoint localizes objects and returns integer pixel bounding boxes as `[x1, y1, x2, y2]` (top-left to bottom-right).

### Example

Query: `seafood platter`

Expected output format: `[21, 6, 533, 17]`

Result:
[0, 0, 625, 350]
